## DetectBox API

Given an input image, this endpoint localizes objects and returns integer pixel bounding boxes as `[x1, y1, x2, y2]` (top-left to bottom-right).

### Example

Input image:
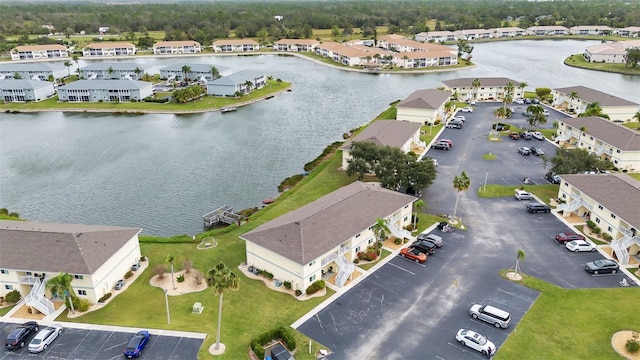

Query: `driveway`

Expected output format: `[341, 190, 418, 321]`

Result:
[0, 322, 203, 359]
[296, 102, 629, 359]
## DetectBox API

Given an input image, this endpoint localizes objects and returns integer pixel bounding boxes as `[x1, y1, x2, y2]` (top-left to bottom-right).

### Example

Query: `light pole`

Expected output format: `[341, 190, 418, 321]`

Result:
[483, 169, 488, 192]
[163, 288, 171, 324]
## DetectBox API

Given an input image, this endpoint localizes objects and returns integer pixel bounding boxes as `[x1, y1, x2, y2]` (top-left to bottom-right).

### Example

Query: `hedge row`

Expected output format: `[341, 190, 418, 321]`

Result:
[305, 279, 325, 295]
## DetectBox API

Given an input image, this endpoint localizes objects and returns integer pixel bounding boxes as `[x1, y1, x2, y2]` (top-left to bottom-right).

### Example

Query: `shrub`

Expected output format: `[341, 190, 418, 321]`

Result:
[593, 226, 601, 235]
[394, 238, 402, 245]
[602, 233, 613, 241]
[140, 256, 147, 261]
[154, 264, 166, 279]
[124, 271, 133, 279]
[586, 220, 596, 229]
[626, 339, 640, 353]
[305, 280, 326, 295]
[177, 274, 185, 283]
[283, 281, 292, 289]
[259, 270, 274, 280]
[295, 289, 302, 296]
[353, 258, 360, 264]
[5, 289, 21, 303]
[434, 119, 441, 125]
[98, 293, 112, 302]
[67, 296, 90, 312]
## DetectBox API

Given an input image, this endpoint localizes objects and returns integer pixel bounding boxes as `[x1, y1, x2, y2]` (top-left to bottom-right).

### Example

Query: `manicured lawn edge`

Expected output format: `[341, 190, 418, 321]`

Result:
[477, 184, 559, 205]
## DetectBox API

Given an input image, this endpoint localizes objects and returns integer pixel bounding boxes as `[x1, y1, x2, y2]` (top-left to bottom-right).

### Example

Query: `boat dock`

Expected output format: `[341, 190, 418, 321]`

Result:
[203, 205, 243, 227]
[221, 106, 237, 113]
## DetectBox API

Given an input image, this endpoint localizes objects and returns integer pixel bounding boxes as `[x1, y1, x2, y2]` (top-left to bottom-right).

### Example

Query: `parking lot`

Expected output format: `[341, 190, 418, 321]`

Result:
[0, 322, 203, 359]
[297, 102, 631, 359]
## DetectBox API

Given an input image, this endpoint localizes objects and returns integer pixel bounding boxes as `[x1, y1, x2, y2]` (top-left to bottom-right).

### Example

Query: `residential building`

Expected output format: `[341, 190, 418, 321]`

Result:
[340, 120, 425, 169]
[153, 41, 202, 55]
[79, 62, 145, 80]
[159, 63, 231, 82]
[10, 45, 68, 61]
[554, 116, 640, 172]
[240, 181, 416, 292]
[526, 26, 570, 36]
[570, 25, 614, 36]
[82, 42, 136, 57]
[377, 34, 456, 55]
[392, 50, 458, 68]
[454, 29, 494, 40]
[556, 174, 639, 265]
[617, 27, 640, 37]
[583, 40, 640, 64]
[442, 77, 523, 101]
[57, 80, 153, 102]
[1, 79, 55, 102]
[414, 31, 458, 43]
[490, 27, 526, 38]
[552, 85, 639, 122]
[274, 39, 319, 52]
[206, 70, 266, 97]
[395, 88, 452, 125]
[211, 39, 259, 53]
[0, 220, 142, 312]
[0, 63, 69, 81]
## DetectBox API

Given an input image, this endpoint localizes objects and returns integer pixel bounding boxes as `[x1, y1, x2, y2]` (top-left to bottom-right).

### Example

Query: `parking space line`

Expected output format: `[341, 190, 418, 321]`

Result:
[397, 255, 427, 267]
[496, 288, 537, 302]
[447, 342, 491, 359]
[387, 262, 416, 275]
[487, 298, 529, 313]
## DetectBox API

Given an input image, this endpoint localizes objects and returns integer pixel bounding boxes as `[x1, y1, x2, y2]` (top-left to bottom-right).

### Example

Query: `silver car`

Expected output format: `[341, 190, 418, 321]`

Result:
[29, 324, 63, 353]
[469, 304, 511, 328]
[417, 233, 443, 247]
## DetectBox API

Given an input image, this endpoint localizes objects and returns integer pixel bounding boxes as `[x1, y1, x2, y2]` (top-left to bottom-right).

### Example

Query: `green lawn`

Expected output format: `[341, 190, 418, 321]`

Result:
[483, 153, 497, 160]
[623, 122, 640, 132]
[626, 173, 640, 181]
[478, 184, 559, 205]
[495, 275, 640, 360]
[0, 305, 15, 316]
[564, 54, 639, 76]
[0, 80, 290, 113]
[420, 124, 444, 145]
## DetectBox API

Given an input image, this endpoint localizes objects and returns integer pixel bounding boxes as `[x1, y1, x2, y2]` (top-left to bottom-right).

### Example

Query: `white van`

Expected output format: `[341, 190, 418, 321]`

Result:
[515, 189, 532, 200]
[469, 304, 511, 328]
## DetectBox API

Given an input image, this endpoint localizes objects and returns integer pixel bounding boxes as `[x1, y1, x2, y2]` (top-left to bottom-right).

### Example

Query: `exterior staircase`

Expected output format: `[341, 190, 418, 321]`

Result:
[612, 228, 640, 265]
[24, 278, 55, 316]
[334, 254, 354, 288]
[556, 198, 583, 213]
[386, 218, 411, 241]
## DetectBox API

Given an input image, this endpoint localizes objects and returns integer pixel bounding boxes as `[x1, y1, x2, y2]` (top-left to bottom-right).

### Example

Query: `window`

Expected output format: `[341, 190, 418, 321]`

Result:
[74, 275, 84, 280]
[608, 226, 613, 232]
[616, 149, 621, 153]
[587, 146, 591, 150]
[598, 205, 603, 210]
[309, 275, 316, 283]
[614, 160, 618, 164]
[368, 238, 373, 244]
[562, 194, 566, 198]
[5, 285, 13, 290]
[355, 246, 361, 253]
[0, 269, 8, 274]
[26, 272, 32, 276]
[78, 290, 87, 296]
[308, 260, 316, 267]
[595, 218, 600, 224]
[404, 216, 408, 222]
[355, 234, 360, 238]
[611, 214, 617, 219]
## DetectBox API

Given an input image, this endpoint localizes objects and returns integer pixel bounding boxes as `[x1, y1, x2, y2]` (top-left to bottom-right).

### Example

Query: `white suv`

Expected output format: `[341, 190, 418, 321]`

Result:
[515, 189, 532, 200]
[469, 304, 511, 328]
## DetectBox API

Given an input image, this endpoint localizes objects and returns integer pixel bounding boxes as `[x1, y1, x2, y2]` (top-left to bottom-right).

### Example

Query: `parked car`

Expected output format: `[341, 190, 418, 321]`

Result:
[467, 99, 477, 105]
[114, 279, 126, 290]
[531, 131, 545, 140]
[131, 263, 141, 271]
[460, 107, 473, 113]
[492, 123, 510, 131]
[555, 232, 586, 244]
[5, 321, 39, 350]
[566, 240, 596, 252]
[542, 109, 550, 116]
[417, 233, 443, 247]
[124, 330, 150, 358]
[545, 172, 561, 184]
[526, 202, 551, 213]
[454, 115, 466, 122]
[515, 189, 532, 200]
[532, 98, 540, 104]
[585, 259, 619, 274]
[519, 132, 532, 140]
[530, 146, 544, 156]
[514, 98, 525, 105]
[455, 329, 496, 357]
[400, 247, 427, 263]
[524, 98, 532, 104]
[431, 142, 450, 150]
[518, 147, 531, 155]
[411, 240, 437, 255]
[436, 139, 453, 147]
[29, 324, 63, 353]
[469, 304, 511, 328]
[509, 132, 520, 140]
[446, 121, 463, 129]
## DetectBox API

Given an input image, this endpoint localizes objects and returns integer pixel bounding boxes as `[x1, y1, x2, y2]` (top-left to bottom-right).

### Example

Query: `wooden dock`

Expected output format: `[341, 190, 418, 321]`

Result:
[203, 205, 243, 227]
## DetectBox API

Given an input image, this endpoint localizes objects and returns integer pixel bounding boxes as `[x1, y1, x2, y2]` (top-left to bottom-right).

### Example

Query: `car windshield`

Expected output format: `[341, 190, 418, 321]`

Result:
[126, 337, 142, 349]
[31, 339, 41, 345]
[594, 260, 606, 266]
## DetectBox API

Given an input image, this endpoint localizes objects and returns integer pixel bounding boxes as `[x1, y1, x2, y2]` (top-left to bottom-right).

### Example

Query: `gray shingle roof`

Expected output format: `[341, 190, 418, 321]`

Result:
[0, 79, 54, 90]
[396, 89, 452, 110]
[0, 63, 66, 72]
[240, 181, 416, 265]
[62, 79, 151, 90]
[559, 116, 640, 151]
[0, 220, 142, 274]
[559, 174, 640, 229]
[208, 70, 264, 86]
[160, 63, 230, 73]
[554, 86, 637, 106]
[442, 77, 521, 87]
[80, 62, 143, 71]
[341, 120, 421, 150]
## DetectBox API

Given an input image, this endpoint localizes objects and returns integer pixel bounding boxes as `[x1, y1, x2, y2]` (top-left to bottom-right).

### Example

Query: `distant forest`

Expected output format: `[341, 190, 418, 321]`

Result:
[1, 0, 639, 46]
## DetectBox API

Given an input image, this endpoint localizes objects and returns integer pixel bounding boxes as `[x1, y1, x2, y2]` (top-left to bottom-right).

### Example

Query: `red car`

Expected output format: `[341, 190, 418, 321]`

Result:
[400, 247, 427, 263]
[555, 232, 586, 244]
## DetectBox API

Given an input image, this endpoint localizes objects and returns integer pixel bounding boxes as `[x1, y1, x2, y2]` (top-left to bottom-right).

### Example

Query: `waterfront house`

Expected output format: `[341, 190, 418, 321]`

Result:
[454, 29, 493, 40]
[616, 27, 640, 37]
[340, 120, 425, 169]
[1, 79, 55, 102]
[552, 85, 639, 122]
[556, 174, 639, 265]
[10, 45, 68, 61]
[442, 77, 523, 102]
[583, 40, 640, 64]
[153, 41, 202, 55]
[82, 42, 136, 57]
[0, 63, 69, 81]
[79, 62, 144, 80]
[159, 63, 230, 82]
[274, 39, 319, 52]
[206, 70, 266, 97]
[570, 25, 614, 36]
[490, 27, 526, 38]
[57, 79, 153, 102]
[240, 181, 416, 292]
[211, 39, 259, 53]
[396, 89, 452, 125]
[0, 220, 142, 312]
[414, 31, 457, 43]
[554, 116, 640, 172]
[526, 26, 569, 36]
[392, 50, 458, 68]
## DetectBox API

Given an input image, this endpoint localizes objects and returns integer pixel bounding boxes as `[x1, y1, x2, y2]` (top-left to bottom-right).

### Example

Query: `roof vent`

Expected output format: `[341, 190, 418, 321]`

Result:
[295, 221, 301, 225]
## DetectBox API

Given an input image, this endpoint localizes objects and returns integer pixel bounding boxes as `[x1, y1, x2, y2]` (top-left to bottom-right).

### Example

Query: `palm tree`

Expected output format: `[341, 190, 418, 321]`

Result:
[412, 199, 426, 230]
[166, 254, 176, 290]
[181, 65, 192, 82]
[107, 66, 114, 79]
[503, 93, 513, 111]
[243, 80, 254, 94]
[452, 171, 471, 221]
[504, 82, 514, 100]
[579, 102, 609, 119]
[518, 81, 527, 98]
[13, 72, 21, 79]
[372, 218, 390, 254]
[514, 249, 525, 277]
[64, 60, 72, 77]
[207, 262, 239, 352]
[133, 67, 142, 80]
[633, 110, 640, 130]
[444, 101, 454, 117]
[210, 66, 220, 80]
[46, 272, 75, 313]
[72, 54, 79, 75]
[493, 106, 507, 121]
[472, 78, 481, 100]
[568, 91, 578, 112]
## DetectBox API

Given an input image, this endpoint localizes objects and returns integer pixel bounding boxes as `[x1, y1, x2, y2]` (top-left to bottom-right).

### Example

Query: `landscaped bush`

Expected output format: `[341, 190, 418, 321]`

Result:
[98, 293, 112, 303]
[140, 256, 147, 261]
[124, 271, 133, 279]
[295, 289, 302, 296]
[67, 296, 90, 312]
[259, 270, 274, 280]
[586, 220, 596, 229]
[626, 337, 640, 353]
[394, 237, 402, 245]
[177, 274, 185, 282]
[283, 281, 292, 289]
[593, 226, 601, 235]
[602, 233, 613, 241]
[5, 289, 21, 303]
[305, 280, 326, 295]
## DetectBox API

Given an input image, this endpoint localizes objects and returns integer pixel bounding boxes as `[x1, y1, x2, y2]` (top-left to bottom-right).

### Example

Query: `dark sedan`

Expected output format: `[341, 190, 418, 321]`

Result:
[585, 259, 619, 274]
[5, 321, 39, 349]
[124, 330, 150, 358]
[431, 142, 450, 150]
